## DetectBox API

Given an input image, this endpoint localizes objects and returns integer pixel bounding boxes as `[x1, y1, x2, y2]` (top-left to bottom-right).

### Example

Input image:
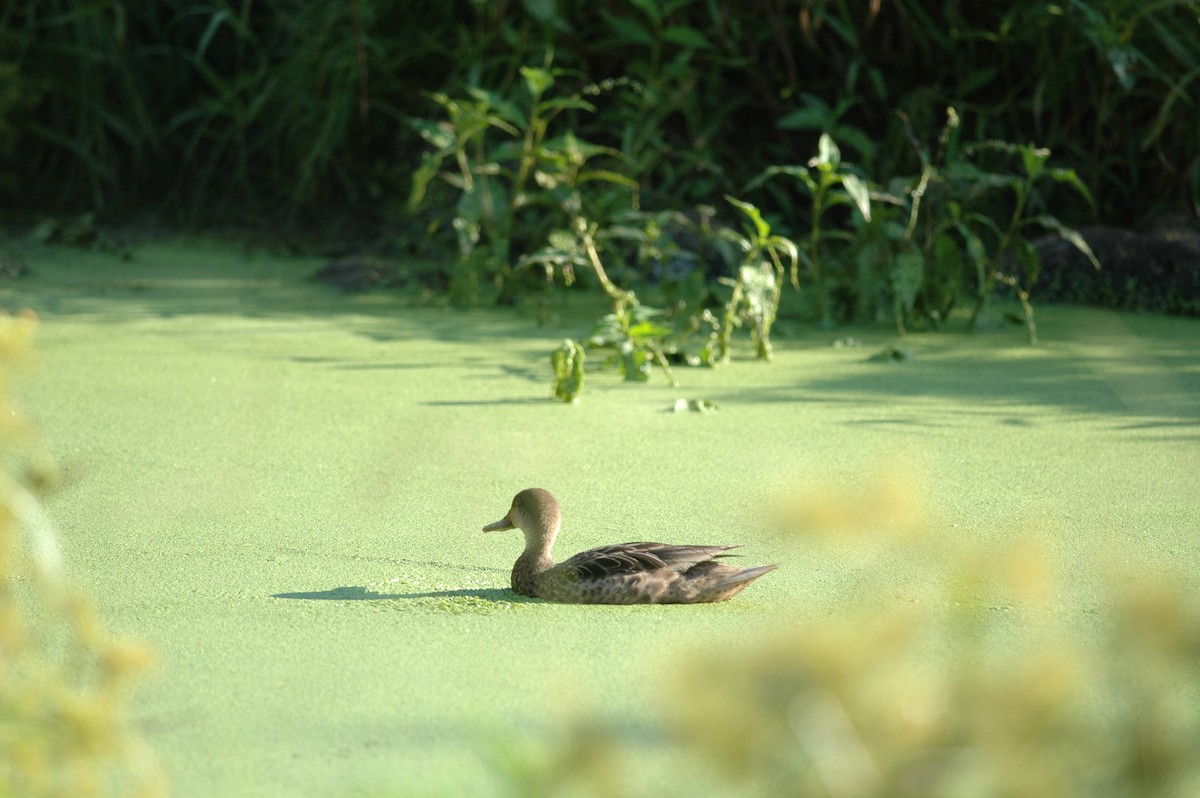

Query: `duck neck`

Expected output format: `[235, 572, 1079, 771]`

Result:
[512, 534, 555, 598]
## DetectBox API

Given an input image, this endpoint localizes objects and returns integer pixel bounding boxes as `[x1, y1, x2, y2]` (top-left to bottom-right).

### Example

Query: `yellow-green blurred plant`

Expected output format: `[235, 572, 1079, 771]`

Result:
[493, 463, 1200, 797]
[665, 472, 1200, 798]
[0, 311, 163, 798]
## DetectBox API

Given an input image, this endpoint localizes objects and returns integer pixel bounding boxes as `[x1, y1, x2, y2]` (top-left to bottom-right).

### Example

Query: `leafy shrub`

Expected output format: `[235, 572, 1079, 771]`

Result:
[407, 59, 636, 304]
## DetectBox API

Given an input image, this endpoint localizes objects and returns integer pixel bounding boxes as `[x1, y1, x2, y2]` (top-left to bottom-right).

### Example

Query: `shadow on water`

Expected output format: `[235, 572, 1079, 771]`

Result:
[0, 240, 595, 345]
[703, 327, 1200, 427]
[272, 586, 526, 602]
[8, 242, 1199, 424]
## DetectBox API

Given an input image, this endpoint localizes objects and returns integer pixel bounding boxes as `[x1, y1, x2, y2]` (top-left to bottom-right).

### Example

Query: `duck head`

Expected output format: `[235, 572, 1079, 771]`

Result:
[483, 487, 562, 553]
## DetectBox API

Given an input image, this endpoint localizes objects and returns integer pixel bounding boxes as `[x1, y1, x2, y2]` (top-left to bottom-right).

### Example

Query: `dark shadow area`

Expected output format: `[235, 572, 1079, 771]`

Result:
[0, 242, 593, 345]
[704, 331, 1200, 425]
[422, 398, 550, 407]
[5, 242, 1198, 423]
[272, 585, 525, 602]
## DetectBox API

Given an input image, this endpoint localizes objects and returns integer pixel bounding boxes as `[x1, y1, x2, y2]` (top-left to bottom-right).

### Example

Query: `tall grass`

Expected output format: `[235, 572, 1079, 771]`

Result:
[3, 1, 1196, 225]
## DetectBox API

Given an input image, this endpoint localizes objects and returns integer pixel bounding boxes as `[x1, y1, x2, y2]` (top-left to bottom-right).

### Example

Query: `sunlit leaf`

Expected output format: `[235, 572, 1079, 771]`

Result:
[628, 321, 672, 340]
[1046, 167, 1096, 207]
[840, 174, 872, 222]
[627, 0, 664, 24]
[809, 133, 841, 170]
[745, 165, 815, 194]
[1029, 215, 1100, 270]
[725, 195, 770, 241]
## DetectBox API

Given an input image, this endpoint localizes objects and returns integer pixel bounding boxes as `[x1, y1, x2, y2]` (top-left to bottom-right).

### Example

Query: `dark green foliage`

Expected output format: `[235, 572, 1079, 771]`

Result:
[3, 0, 1197, 226]
[407, 59, 637, 303]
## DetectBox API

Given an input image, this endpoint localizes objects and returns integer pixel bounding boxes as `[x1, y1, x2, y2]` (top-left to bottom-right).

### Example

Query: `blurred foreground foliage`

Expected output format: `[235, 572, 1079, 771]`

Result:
[496, 465, 1200, 797]
[0, 313, 163, 797]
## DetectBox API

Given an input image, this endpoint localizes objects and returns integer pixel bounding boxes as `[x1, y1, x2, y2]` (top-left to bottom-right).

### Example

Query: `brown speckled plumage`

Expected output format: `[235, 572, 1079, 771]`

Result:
[482, 488, 776, 604]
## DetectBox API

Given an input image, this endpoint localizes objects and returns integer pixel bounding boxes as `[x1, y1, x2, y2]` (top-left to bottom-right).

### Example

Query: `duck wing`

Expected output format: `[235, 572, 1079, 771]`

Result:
[558, 542, 739, 581]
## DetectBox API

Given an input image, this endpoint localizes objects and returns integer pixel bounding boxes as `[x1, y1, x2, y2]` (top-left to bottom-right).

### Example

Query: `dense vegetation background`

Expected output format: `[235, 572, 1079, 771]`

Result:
[5, 1, 1197, 226]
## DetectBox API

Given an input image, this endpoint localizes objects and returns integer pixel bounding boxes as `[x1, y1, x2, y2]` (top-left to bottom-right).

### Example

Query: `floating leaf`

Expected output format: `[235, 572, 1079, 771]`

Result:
[809, 133, 841, 170]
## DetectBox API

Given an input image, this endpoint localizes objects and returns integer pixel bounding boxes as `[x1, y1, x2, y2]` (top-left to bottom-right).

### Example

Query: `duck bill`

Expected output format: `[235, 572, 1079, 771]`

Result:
[482, 517, 515, 532]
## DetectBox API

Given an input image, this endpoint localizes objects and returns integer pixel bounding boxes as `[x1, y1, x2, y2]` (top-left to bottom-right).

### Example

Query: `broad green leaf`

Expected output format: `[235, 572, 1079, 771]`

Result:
[488, 140, 525, 163]
[1046, 167, 1096, 207]
[768, 236, 799, 263]
[745, 164, 815, 193]
[466, 87, 525, 131]
[600, 11, 654, 46]
[1029, 215, 1100, 270]
[840, 174, 872, 222]
[628, 321, 673, 340]
[407, 116, 454, 150]
[520, 66, 555, 100]
[725, 196, 771, 241]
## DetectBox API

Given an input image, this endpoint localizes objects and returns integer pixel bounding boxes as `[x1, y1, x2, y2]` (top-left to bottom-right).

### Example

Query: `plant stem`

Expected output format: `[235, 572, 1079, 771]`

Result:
[809, 186, 830, 324]
[576, 217, 637, 317]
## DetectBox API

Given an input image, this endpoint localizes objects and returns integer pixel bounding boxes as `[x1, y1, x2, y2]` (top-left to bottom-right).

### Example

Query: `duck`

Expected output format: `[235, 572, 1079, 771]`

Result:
[482, 487, 777, 604]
